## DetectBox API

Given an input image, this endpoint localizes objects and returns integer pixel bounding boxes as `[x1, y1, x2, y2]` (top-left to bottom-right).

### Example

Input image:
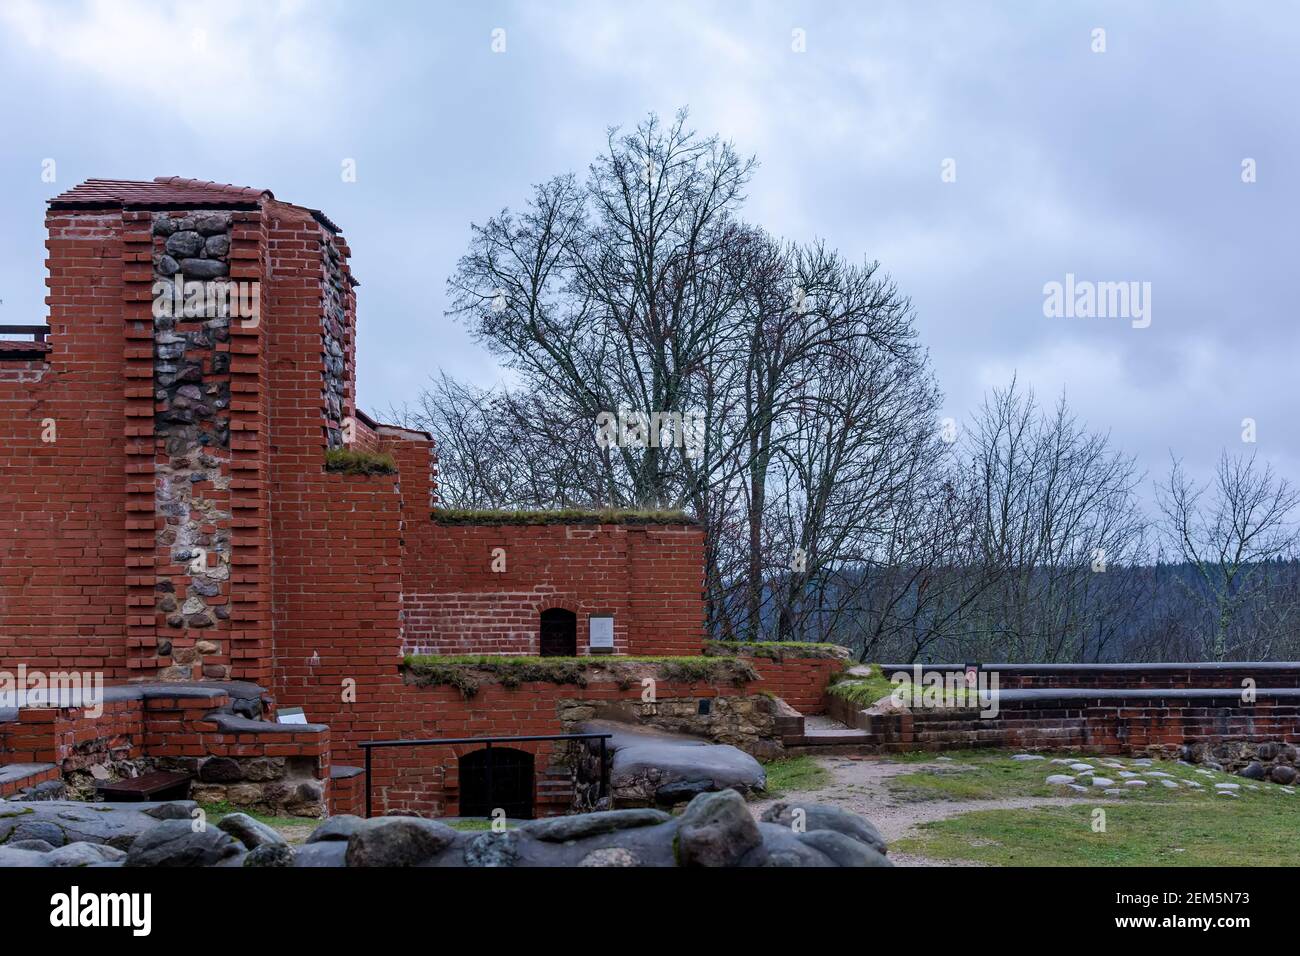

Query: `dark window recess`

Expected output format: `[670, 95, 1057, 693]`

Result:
[697, 698, 712, 716]
[458, 747, 535, 819]
[539, 608, 577, 657]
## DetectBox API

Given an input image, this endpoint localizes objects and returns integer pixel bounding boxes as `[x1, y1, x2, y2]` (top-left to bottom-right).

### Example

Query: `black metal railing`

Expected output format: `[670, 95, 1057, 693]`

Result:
[0, 325, 52, 360]
[357, 732, 612, 819]
[0, 324, 51, 342]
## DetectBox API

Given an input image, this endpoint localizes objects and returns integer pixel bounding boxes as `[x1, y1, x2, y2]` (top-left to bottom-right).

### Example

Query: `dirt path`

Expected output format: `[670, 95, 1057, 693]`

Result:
[751, 756, 1107, 866]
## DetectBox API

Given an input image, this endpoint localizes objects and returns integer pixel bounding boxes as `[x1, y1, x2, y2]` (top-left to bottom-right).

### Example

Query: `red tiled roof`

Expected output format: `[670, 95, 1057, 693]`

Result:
[48, 176, 273, 209]
[0, 339, 51, 355]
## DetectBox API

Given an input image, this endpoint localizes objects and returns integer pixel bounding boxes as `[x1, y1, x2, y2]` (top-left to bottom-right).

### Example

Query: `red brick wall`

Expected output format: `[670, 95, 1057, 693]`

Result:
[824, 691, 1300, 757]
[401, 522, 705, 657]
[355, 676, 757, 817]
[750, 657, 844, 715]
[0, 211, 130, 677]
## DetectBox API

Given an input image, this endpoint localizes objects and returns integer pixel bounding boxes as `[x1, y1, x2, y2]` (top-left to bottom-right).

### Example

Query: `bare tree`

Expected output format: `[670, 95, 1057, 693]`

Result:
[1156, 450, 1300, 659]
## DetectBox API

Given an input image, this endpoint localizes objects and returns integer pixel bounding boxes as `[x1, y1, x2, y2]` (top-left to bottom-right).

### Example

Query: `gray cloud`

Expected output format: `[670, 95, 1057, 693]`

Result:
[1, 0, 1295, 498]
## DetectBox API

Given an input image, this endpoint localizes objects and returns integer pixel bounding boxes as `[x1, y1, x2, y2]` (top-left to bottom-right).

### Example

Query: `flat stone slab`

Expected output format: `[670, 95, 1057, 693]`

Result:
[580, 720, 767, 804]
[0, 800, 198, 850]
[0, 763, 56, 787]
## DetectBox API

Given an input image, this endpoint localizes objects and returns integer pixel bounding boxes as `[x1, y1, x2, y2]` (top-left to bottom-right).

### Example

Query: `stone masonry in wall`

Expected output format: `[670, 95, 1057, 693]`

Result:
[321, 231, 350, 449]
[151, 211, 237, 679]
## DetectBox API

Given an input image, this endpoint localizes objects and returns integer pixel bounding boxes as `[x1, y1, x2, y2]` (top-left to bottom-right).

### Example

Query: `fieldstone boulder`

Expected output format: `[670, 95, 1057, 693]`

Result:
[760, 801, 887, 855]
[675, 789, 762, 867]
[522, 808, 671, 843]
[1239, 761, 1266, 781]
[217, 812, 285, 849]
[45, 842, 127, 867]
[580, 720, 766, 806]
[344, 817, 458, 867]
[796, 829, 890, 867]
[245, 843, 296, 867]
[293, 841, 349, 867]
[124, 819, 243, 867]
[164, 231, 204, 258]
[10, 820, 66, 847]
[1270, 765, 1297, 785]
[0, 800, 198, 850]
[306, 813, 364, 843]
[8, 839, 55, 853]
[0, 847, 52, 867]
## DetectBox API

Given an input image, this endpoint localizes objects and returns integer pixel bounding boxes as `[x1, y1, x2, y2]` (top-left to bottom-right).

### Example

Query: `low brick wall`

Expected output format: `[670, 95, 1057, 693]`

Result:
[749, 657, 845, 715]
[823, 687, 1300, 771]
[878, 662, 1300, 690]
[0, 685, 329, 816]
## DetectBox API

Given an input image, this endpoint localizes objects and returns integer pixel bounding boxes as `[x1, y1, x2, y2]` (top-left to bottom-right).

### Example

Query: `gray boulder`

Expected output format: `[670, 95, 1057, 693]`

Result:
[164, 231, 204, 257]
[0, 847, 51, 867]
[306, 814, 364, 844]
[294, 841, 349, 867]
[345, 817, 458, 867]
[124, 819, 243, 867]
[1239, 761, 1266, 781]
[675, 789, 762, 867]
[245, 843, 296, 867]
[7, 839, 55, 853]
[522, 808, 671, 843]
[740, 823, 836, 867]
[797, 830, 891, 867]
[217, 812, 285, 849]
[581, 720, 767, 806]
[10, 820, 66, 847]
[45, 842, 127, 867]
[463, 830, 521, 867]
[760, 801, 887, 855]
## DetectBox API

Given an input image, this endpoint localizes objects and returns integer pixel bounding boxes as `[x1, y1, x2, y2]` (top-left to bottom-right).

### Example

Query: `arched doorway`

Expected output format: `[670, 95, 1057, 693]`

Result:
[539, 607, 577, 657]
[458, 747, 535, 819]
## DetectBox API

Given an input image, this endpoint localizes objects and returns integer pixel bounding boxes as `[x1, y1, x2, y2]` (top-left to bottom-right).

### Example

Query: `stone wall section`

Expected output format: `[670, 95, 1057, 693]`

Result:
[150, 211, 236, 677]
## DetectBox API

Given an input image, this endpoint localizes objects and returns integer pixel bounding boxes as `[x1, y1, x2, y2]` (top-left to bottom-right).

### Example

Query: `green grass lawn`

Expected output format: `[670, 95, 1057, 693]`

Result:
[761, 755, 832, 797]
[890, 752, 1300, 866]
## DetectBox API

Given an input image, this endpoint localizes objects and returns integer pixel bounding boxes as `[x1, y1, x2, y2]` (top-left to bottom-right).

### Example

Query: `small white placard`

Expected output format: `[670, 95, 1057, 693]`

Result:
[589, 615, 614, 649]
[277, 707, 308, 725]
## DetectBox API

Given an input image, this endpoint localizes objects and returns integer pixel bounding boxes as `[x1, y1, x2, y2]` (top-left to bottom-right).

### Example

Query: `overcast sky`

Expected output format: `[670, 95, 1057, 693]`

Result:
[2, 0, 1296, 500]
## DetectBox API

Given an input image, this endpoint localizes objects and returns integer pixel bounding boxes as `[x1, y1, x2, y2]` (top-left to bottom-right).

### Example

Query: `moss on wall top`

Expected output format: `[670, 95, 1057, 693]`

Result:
[324, 448, 397, 476]
[402, 654, 758, 699]
[702, 640, 850, 662]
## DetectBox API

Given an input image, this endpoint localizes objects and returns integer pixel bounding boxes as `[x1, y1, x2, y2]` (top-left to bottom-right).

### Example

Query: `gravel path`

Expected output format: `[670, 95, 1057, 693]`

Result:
[750, 755, 1108, 867]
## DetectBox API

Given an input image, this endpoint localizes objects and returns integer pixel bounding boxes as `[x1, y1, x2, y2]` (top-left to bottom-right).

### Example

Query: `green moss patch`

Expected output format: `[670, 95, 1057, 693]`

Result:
[827, 665, 981, 709]
[324, 448, 397, 476]
[432, 508, 694, 525]
[402, 654, 759, 699]
[702, 640, 848, 661]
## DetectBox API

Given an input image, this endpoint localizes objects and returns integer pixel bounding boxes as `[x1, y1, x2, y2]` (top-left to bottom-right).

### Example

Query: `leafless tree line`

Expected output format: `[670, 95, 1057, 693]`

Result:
[386, 110, 1300, 663]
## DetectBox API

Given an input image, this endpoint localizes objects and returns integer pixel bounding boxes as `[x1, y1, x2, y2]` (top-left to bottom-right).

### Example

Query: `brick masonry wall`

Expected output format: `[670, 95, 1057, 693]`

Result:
[880, 663, 1300, 690]
[355, 674, 776, 817]
[747, 657, 845, 715]
[401, 522, 705, 657]
[0, 211, 130, 677]
[825, 691, 1300, 765]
